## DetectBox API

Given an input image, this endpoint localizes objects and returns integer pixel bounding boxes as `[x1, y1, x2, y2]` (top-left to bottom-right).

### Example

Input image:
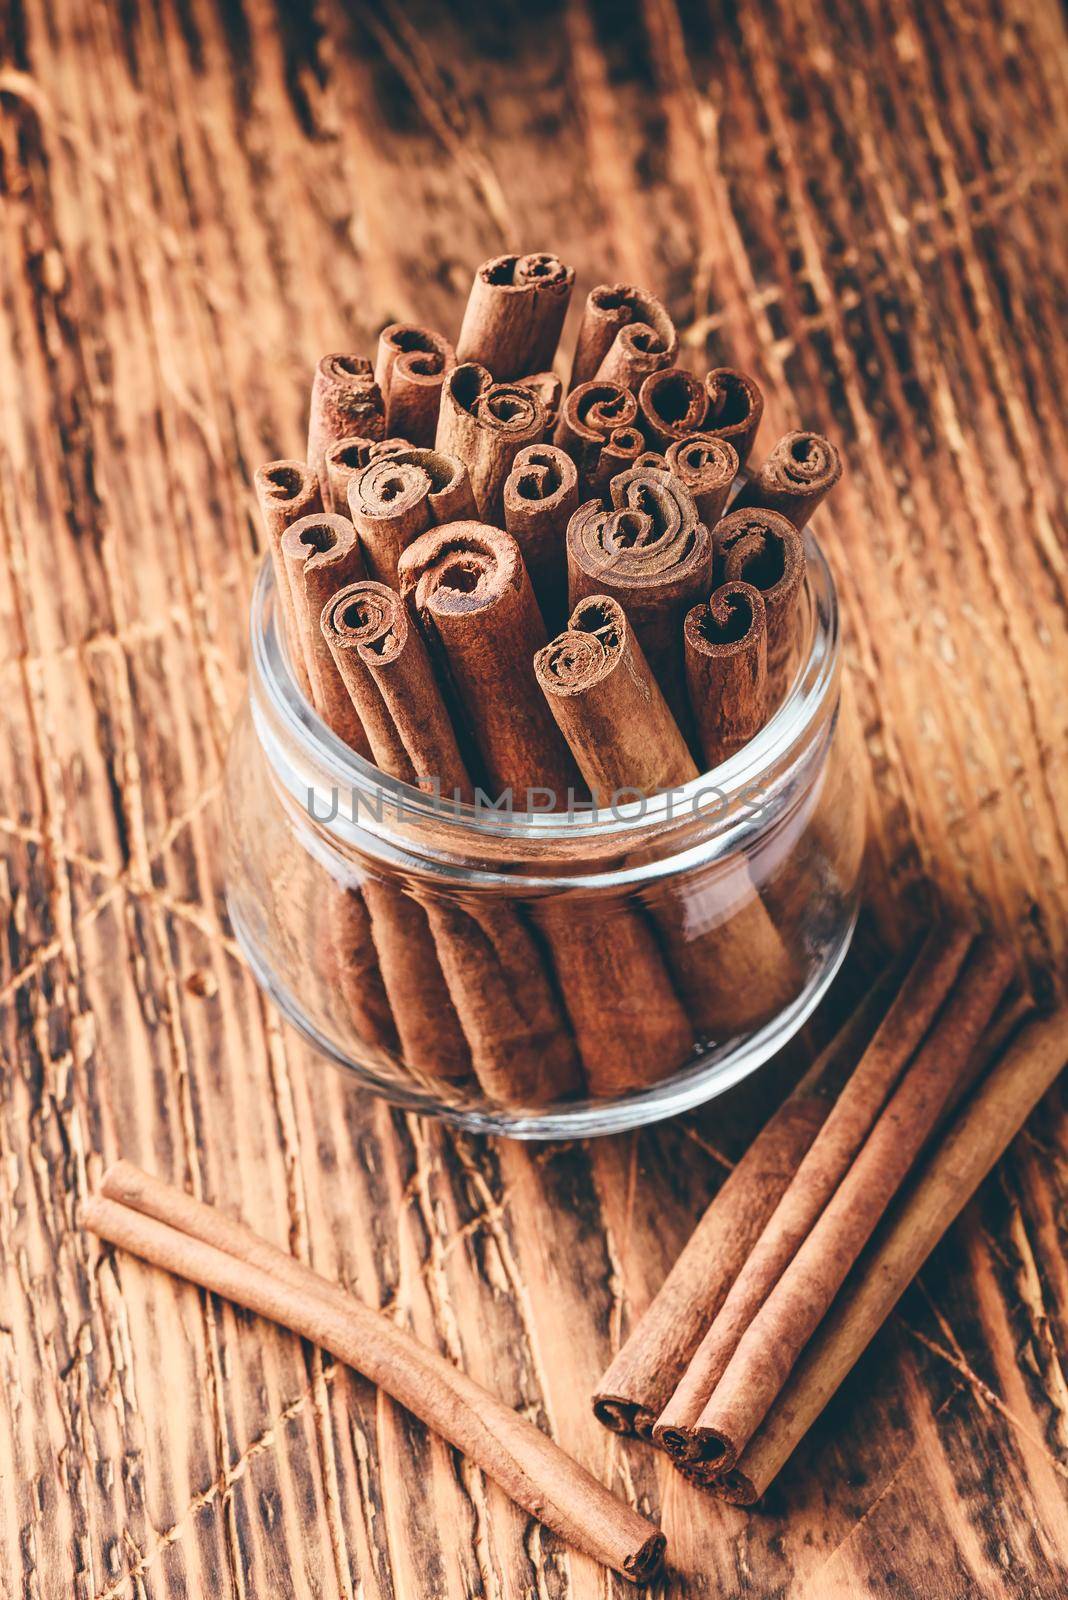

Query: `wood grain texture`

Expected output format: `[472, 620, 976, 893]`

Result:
[0, 0, 1065, 1596]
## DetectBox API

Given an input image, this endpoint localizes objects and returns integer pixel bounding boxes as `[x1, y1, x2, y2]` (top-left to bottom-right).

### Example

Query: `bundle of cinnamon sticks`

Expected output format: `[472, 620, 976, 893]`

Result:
[254, 252, 846, 1108]
[593, 928, 1067, 1503]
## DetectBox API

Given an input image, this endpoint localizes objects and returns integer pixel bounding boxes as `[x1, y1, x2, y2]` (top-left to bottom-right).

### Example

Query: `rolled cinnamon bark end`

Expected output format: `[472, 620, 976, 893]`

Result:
[280, 513, 372, 756]
[637, 367, 709, 450]
[714, 509, 806, 703]
[666, 434, 739, 527]
[588, 426, 648, 499]
[435, 362, 546, 523]
[702, 368, 765, 467]
[374, 323, 455, 447]
[683, 582, 769, 770]
[569, 284, 678, 392]
[734, 430, 843, 529]
[397, 522, 580, 805]
[322, 581, 473, 802]
[308, 354, 385, 494]
[514, 370, 563, 432]
[534, 595, 697, 802]
[566, 465, 713, 735]
[456, 252, 574, 381]
[253, 458, 321, 697]
[323, 436, 408, 515]
[348, 448, 476, 588]
[503, 443, 579, 631]
[686, 937, 1015, 1476]
[554, 380, 640, 496]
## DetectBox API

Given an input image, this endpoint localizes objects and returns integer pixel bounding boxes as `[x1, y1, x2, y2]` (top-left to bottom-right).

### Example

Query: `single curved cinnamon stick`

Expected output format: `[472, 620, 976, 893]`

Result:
[253, 459, 321, 697]
[553, 381, 641, 499]
[592, 968, 904, 1439]
[88, 1167, 666, 1584]
[323, 436, 407, 516]
[681, 937, 1014, 1476]
[502, 443, 579, 632]
[398, 523, 580, 803]
[665, 434, 738, 527]
[702, 368, 764, 467]
[280, 513, 372, 757]
[348, 448, 477, 587]
[435, 362, 546, 523]
[683, 582, 769, 769]
[374, 323, 456, 447]
[714, 508, 806, 702]
[307, 354, 385, 495]
[566, 465, 713, 734]
[653, 926, 973, 1461]
[733, 430, 843, 529]
[534, 595, 697, 802]
[456, 252, 574, 380]
[724, 1005, 1067, 1505]
[569, 284, 678, 393]
[637, 368, 710, 450]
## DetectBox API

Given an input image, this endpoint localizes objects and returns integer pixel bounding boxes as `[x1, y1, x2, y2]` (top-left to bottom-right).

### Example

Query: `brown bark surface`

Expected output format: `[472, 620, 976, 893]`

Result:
[1, 2, 1066, 1597]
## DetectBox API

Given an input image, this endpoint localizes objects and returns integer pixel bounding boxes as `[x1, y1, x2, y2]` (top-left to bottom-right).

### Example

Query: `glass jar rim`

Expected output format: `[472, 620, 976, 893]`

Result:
[248, 525, 839, 852]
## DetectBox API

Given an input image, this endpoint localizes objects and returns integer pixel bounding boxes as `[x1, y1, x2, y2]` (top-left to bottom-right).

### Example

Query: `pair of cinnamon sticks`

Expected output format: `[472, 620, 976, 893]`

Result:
[84, 1163, 665, 1583]
[594, 930, 1066, 1502]
[251, 252, 844, 1108]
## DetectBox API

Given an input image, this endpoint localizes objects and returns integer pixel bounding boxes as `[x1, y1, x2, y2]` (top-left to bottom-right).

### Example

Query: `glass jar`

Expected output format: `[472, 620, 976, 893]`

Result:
[224, 526, 864, 1137]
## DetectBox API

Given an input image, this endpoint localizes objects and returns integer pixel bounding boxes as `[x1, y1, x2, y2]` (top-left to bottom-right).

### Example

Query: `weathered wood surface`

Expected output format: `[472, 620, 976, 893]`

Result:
[0, 0, 1066, 1595]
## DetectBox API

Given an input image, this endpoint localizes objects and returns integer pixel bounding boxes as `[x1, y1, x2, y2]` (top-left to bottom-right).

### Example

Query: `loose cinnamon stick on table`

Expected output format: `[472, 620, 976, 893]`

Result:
[592, 964, 907, 1439]
[253, 459, 321, 698]
[435, 362, 546, 523]
[683, 582, 769, 769]
[553, 381, 642, 498]
[669, 937, 1014, 1475]
[280, 513, 373, 757]
[307, 354, 385, 496]
[665, 435, 739, 527]
[654, 926, 973, 1459]
[714, 508, 806, 703]
[723, 1005, 1066, 1505]
[456, 252, 574, 381]
[348, 447, 477, 587]
[87, 1164, 665, 1584]
[502, 443, 579, 631]
[374, 323, 455, 446]
[398, 523, 580, 803]
[637, 368, 711, 450]
[566, 464, 713, 736]
[734, 430, 842, 530]
[702, 368, 765, 467]
[569, 284, 678, 392]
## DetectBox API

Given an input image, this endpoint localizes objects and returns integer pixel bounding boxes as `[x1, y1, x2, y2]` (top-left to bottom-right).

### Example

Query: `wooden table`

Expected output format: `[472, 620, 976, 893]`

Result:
[1, 1, 1065, 1595]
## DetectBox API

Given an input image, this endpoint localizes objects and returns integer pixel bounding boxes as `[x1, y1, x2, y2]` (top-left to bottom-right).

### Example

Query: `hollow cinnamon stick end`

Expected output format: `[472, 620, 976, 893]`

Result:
[592, 1395, 640, 1436]
[624, 1530, 667, 1585]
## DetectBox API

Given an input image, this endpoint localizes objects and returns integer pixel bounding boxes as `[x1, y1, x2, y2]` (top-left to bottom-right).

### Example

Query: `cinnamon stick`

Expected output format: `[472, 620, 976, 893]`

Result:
[566, 464, 713, 735]
[553, 381, 641, 499]
[569, 285, 678, 393]
[435, 362, 546, 523]
[534, 595, 697, 804]
[592, 967, 905, 1439]
[307, 354, 385, 496]
[637, 368, 710, 450]
[702, 368, 764, 467]
[683, 582, 769, 769]
[502, 443, 579, 632]
[323, 436, 407, 516]
[714, 508, 806, 703]
[665, 435, 738, 527]
[280, 513, 372, 756]
[723, 1006, 1066, 1504]
[87, 1165, 666, 1584]
[348, 447, 477, 587]
[514, 370, 563, 432]
[674, 937, 1014, 1474]
[253, 459, 321, 698]
[455, 252, 574, 381]
[734, 430, 842, 530]
[653, 927, 973, 1459]
[397, 523, 580, 803]
[374, 323, 455, 446]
